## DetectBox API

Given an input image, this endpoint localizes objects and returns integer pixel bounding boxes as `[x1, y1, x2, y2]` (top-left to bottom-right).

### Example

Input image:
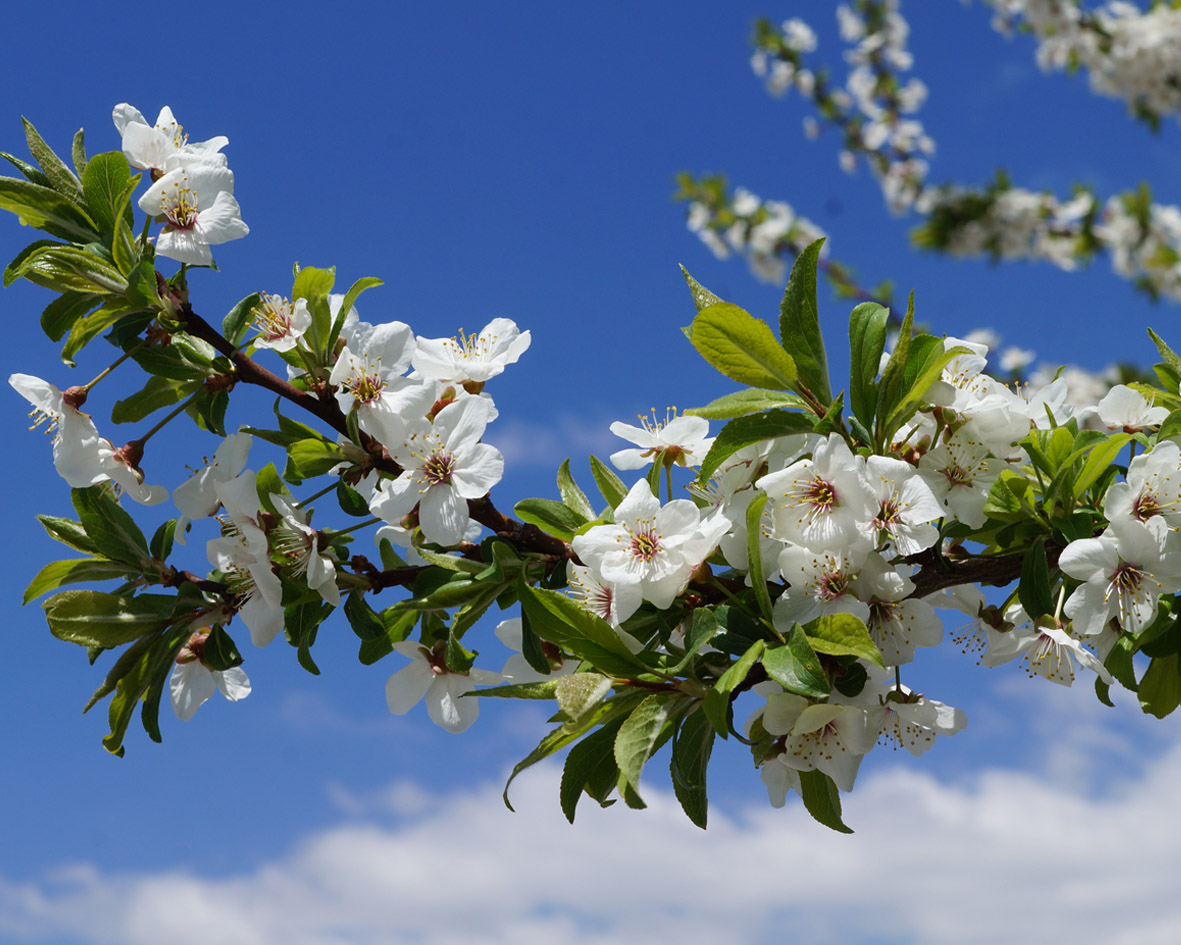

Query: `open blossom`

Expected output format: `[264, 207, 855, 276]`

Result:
[756, 434, 875, 550]
[983, 606, 1113, 688]
[566, 562, 642, 629]
[138, 164, 248, 265]
[571, 480, 730, 609]
[1103, 439, 1181, 548]
[172, 432, 253, 542]
[207, 472, 283, 648]
[329, 320, 433, 449]
[252, 295, 311, 352]
[169, 630, 251, 721]
[413, 317, 530, 385]
[1096, 384, 1169, 431]
[1060, 523, 1181, 637]
[112, 103, 228, 176]
[370, 397, 504, 546]
[860, 454, 942, 554]
[609, 409, 713, 470]
[494, 618, 579, 683]
[760, 690, 876, 792]
[10, 374, 167, 503]
[271, 495, 340, 606]
[385, 641, 502, 733]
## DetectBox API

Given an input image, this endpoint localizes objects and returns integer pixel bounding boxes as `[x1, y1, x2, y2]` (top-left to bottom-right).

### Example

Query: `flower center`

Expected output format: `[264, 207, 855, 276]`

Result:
[941, 462, 972, 488]
[629, 528, 661, 561]
[347, 369, 386, 405]
[817, 569, 848, 601]
[159, 179, 200, 229]
[446, 327, 493, 363]
[254, 295, 295, 341]
[1110, 563, 1145, 595]
[796, 475, 838, 516]
[422, 451, 455, 485]
[1134, 492, 1162, 521]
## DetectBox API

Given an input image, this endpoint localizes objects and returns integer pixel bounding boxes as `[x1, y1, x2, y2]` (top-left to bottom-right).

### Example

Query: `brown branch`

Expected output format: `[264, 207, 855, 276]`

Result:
[905, 544, 1062, 600]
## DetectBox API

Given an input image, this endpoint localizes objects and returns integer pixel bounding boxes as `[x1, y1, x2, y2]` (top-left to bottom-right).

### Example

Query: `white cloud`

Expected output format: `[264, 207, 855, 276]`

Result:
[485, 415, 618, 469]
[3, 720, 1181, 945]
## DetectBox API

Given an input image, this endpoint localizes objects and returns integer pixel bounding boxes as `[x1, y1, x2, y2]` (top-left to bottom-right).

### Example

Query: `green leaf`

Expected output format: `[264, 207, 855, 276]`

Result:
[745, 493, 774, 624]
[222, 292, 262, 347]
[81, 151, 133, 239]
[290, 264, 335, 351]
[848, 301, 889, 429]
[336, 479, 370, 517]
[284, 438, 345, 484]
[804, 613, 884, 667]
[560, 716, 626, 823]
[555, 672, 613, 721]
[23, 118, 85, 204]
[1018, 538, 1054, 621]
[680, 264, 724, 314]
[556, 459, 595, 520]
[664, 608, 720, 674]
[798, 769, 854, 833]
[614, 692, 684, 801]
[61, 301, 139, 366]
[518, 581, 648, 676]
[468, 679, 563, 700]
[71, 128, 87, 178]
[285, 600, 333, 675]
[779, 239, 830, 404]
[202, 625, 244, 671]
[690, 303, 798, 391]
[1148, 328, 1181, 379]
[111, 375, 193, 424]
[1073, 433, 1131, 500]
[14, 245, 127, 295]
[358, 608, 418, 665]
[43, 590, 174, 647]
[0, 175, 99, 242]
[37, 514, 100, 555]
[150, 520, 176, 562]
[685, 388, 807, 420]
[0, 150, 49, 186]
[72, 485, 150, 566]
[589, 454, 628, 509]
[670, 708, 715, 829]
[22, 557, 137, 604]
[702, 639, 765, 738]
[883, 340, 971, 433]
[328, 276, 382, 352]
[875, 292, 914, 435]
[1138, 654, 1181, 718]
[503, 693, 644, 810]
[513, 497, 586, 542]
[39, 291, 99, 342]
[696, 409, 814, 484]
[763, 626, 830, 698]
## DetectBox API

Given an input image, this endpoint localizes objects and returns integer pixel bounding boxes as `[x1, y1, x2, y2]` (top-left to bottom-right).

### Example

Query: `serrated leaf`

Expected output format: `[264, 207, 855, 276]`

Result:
[1074, 434, 1131, 499]
[15, 245, 127, 295]
[111, 374, 193, 424]
[803, 613, 884, 667]
[61, 301, 139, 366]
[763, 625, 830, 698]
[72, 485, 150, 566]
[560, 715, 626, 823]
[702, 639, 765, 738]
[1138, 654, 1181, 718]
[513, 497, 586, 542]
[798, 769, 854, 833]
[39, 291, 99, 342]
[23, 117, 84, 204]
[555, 672, 613, 721]
[680, 264, 724, 314]
[589, 453, 627, 509]
[670, 708, 715, 829]
[1018, 538, 1054, 621]
[43, 590, 174, 647]
[685, 388, 808, 420]
[614, 692, 683, 801]
[81, 151, 133, 239]
[848, 301, 889, 429]
[519, 581, 648, 676]
[779, 239, 830, 404]
[0, 175, 99, 242]
[556, 458, 595, 520]
[690, 303, 798, 391]
[22, 557, 137, 604]
[37, 514, 100, 555]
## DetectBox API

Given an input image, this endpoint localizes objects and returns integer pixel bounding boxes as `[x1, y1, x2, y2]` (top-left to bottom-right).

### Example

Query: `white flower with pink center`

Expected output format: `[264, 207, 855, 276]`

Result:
[571, 480, 729, 609]
[370, 397, 504, 546]
[138, 164, 248, 266]
[756, 434, 875, 551]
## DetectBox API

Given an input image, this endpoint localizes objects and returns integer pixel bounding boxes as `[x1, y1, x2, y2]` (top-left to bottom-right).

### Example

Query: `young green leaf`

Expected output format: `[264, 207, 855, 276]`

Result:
[690, 303, 798, 391]
[848, 301, 889, 428]
[779, 238, 831, 404]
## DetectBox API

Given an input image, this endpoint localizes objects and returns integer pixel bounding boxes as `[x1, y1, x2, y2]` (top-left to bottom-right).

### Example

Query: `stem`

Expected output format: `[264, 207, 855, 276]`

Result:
[330, 517, 382, 538]
[84, 337, 151, 392]
[138, 391, 201, 445]
[295, 480, 341, 509]
[665, 463, 673, 504]
[1053, 583, 1066, 623]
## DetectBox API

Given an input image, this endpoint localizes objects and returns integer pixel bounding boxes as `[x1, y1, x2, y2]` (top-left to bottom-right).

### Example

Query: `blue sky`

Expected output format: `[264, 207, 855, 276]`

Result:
[1, 2, 1180, 943]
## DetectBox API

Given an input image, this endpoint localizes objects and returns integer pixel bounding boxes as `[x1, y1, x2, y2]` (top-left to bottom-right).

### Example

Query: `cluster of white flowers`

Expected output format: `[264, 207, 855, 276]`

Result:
[114, 104, 248, 266]
[979, 0, 1181, 125]
[686, 185, 830, 286]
